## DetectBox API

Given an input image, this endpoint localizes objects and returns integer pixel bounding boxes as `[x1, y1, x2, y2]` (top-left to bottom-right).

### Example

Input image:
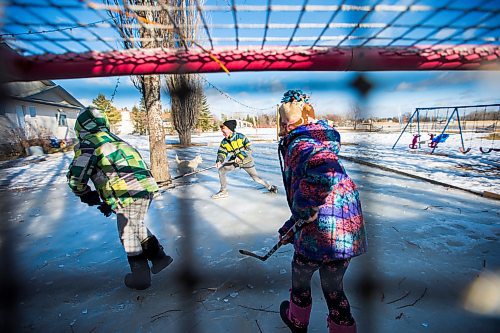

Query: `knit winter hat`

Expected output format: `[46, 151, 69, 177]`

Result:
[221, 119, 237, 132]
[281, 89, 309, 104]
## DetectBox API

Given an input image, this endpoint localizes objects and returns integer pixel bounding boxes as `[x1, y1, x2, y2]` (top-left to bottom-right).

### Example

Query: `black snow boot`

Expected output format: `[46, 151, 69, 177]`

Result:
[141, 236, 173, 274]
[124, 253, 151, 290]
[268, 185, 278, 193]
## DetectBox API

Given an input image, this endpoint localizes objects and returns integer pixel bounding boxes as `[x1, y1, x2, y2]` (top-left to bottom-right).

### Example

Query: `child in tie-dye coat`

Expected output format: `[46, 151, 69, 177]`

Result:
[277, 90, 367, 333]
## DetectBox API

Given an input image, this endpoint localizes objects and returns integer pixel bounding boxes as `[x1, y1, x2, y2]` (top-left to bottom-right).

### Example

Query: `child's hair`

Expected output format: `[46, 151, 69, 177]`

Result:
[302, 103, 315, 119]
[279, 101, 316, 127]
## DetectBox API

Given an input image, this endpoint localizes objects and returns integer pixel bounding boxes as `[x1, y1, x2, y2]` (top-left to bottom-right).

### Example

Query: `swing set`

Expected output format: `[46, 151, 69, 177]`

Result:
[393, 104, 500, 154]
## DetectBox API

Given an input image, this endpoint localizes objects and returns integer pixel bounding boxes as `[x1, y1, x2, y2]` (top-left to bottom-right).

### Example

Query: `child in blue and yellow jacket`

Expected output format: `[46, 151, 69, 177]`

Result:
[212, 119, 277, 199]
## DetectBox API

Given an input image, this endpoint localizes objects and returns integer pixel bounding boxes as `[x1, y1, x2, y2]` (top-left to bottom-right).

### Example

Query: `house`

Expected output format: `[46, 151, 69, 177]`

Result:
[235, 119, 255, 128]
[162, 112, 174, 134]
[1, 80, 84, 141]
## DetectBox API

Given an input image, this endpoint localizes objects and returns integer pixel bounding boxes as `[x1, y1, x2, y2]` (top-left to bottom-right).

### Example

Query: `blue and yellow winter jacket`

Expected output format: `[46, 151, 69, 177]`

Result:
[216, 132, 253, 164]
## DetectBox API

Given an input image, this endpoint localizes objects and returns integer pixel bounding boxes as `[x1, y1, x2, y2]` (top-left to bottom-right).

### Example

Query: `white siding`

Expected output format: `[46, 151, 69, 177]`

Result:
[1, 99, 80, 141]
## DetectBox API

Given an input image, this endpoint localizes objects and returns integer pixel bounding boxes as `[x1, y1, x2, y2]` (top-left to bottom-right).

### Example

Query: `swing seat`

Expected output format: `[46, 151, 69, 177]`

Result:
[432, 133, 450, 143]
[479, 147, 500, 154]
[409, 134, 420, 149]
[459, 147, 471, 154]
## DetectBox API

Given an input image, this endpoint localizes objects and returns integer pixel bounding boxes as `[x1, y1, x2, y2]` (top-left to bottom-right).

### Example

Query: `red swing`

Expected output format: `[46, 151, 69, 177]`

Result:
[428, 134, 437, 148]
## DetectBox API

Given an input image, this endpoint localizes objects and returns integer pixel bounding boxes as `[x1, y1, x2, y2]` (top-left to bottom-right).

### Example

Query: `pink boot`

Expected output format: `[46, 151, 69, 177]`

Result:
[280, 300, 311, 333]
[327, 316, 357, 333]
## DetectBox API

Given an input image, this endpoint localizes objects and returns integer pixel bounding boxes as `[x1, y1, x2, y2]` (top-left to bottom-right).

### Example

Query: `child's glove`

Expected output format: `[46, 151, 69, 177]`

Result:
[79, 191, 101, 206]
[232, 157, 243, 168]
[97, 203, 113, 217]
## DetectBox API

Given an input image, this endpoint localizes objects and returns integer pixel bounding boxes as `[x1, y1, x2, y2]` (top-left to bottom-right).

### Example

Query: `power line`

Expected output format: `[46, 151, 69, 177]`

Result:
[198, 75, 274, 112]
[0, 18, 114, 38]
[97, 77, 120, 113]
[110, 77, 120, 103]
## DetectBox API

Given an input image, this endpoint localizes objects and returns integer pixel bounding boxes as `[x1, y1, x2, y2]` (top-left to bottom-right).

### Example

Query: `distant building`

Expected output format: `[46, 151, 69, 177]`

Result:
[162, 112, 174, 133]
[119, 108, 134, 135]
[1, 80, 84, 141]
[235, 119, 255, 128]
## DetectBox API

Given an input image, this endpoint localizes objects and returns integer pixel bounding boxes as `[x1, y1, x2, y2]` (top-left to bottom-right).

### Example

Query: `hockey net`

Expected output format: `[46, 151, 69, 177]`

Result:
[0, 0, 499, 81]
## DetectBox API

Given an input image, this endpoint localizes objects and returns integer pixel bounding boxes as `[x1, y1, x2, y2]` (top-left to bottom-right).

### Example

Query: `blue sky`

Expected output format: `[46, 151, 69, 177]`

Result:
[55, 70, 499, 118]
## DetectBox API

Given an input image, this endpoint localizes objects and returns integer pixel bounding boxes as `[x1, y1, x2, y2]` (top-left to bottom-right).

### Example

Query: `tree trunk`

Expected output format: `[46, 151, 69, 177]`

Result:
[142, 75, 170, 182]
[178, 130, 191, 146]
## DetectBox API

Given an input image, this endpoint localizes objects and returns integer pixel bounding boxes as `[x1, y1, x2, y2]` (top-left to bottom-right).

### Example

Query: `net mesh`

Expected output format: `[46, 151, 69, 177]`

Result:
[1, 1, 499, 79]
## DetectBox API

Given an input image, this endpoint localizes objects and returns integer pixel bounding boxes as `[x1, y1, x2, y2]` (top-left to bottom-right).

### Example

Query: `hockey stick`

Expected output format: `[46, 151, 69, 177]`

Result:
[156, 159, 251, 192]
[171, 164, 217, 180]
[157, 159, 248, 187]
[156, 164, 217, 189]
[239, 218, 306, 261]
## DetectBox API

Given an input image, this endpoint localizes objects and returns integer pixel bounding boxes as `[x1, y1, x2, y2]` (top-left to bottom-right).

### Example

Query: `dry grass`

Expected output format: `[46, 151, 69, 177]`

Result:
[482, 132, 499, 141]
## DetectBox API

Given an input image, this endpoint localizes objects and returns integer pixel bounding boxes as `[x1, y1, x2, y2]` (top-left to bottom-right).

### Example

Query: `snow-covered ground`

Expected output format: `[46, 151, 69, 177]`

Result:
[3, 128, 497, 195]
[0, 129, 498, 332]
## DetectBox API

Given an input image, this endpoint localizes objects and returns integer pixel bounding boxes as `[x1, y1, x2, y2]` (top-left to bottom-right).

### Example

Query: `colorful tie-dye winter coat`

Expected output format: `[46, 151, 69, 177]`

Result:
[67, 108, 158, 210]
[278, 120, 367, 261]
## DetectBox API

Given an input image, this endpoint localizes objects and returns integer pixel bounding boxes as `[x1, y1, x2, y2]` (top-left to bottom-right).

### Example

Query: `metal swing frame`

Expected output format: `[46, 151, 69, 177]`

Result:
[392, 103, 500, 154]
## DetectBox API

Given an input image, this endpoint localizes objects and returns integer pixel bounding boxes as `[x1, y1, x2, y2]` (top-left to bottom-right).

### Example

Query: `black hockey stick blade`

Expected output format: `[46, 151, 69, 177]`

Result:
[238, 218, 307, 262]
[238, 249, 267, 261]
[239, 241, 282, 262]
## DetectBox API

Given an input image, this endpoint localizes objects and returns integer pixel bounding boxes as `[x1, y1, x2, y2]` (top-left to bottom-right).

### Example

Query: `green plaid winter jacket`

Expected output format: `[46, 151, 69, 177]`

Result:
[67, 108, 158, 210]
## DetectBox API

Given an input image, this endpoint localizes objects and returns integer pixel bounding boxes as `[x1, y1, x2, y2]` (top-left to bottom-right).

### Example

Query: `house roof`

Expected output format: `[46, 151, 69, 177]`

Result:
[3, 80, 84, 109]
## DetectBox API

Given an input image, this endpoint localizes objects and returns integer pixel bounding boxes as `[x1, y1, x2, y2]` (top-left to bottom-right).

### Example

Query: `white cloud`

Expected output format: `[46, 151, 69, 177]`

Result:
[74, 77, 117, 87]
[269, 79, 285, 93]
[390, 72, 495, 93]
[79, 98, 92, 107]
[77, 77, 135, 88]
[395, 81, 413, 91]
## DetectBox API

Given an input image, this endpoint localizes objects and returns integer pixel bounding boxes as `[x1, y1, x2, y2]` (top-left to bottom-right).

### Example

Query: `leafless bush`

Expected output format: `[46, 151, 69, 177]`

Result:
[0, 125, 55, 160]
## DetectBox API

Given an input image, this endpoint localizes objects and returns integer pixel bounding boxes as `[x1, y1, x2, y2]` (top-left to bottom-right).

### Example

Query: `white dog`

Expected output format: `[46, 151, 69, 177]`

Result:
[175, 154, 203, 176]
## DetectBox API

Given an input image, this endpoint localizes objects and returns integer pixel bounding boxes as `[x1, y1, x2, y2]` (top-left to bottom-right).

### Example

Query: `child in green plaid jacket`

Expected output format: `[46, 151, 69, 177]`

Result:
[67, 107, 172, 290]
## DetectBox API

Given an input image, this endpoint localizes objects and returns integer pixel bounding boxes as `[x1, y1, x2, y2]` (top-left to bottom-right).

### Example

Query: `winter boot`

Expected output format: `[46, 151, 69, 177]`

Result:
[327, 316, 357, 333]
[141, 236, 173, 274]
[280, 300, 311, 333]
[211, 189, 228, 199]
[268, 185, 278, 193]
[124, 253, 151, 290]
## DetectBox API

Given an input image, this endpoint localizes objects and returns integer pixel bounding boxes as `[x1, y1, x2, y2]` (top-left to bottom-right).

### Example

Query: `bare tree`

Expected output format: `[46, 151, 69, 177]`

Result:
[167, 74, 202, 146]
[349, 103, 362, 130]
[105, 0, 170, 181]
[162, 1, 204, 146]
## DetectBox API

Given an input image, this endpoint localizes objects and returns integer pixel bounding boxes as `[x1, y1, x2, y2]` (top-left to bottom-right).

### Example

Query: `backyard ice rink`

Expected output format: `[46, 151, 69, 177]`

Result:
[0, 128, 498, 332]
